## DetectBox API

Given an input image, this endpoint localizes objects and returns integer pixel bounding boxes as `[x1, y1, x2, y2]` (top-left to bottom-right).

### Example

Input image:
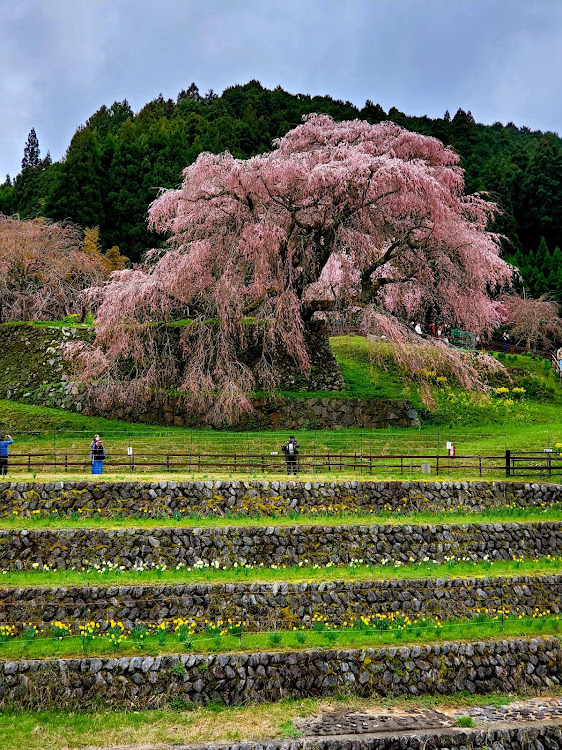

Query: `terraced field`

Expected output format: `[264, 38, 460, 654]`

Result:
[1, 478, 562, 749]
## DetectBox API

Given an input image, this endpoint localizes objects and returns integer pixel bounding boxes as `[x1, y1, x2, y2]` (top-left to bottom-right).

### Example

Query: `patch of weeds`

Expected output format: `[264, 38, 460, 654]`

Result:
[323, 630, 339, 643]
[457, 716, 475, 727]
[170, 664, 186, 677]
[279, 720, 304, 738]
[169, 696, 193, 711]
[131, 624, 148, 650]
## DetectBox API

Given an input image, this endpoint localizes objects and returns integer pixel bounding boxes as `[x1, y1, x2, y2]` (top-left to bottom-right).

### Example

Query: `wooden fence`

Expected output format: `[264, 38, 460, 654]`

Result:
[3, 450, 562, 477]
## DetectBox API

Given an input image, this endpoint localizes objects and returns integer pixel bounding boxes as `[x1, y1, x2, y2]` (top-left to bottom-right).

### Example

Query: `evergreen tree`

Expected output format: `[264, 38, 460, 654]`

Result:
[21, 128, 40, 169]
[519, 134, 562, 252]
[45, 126, 105, 227]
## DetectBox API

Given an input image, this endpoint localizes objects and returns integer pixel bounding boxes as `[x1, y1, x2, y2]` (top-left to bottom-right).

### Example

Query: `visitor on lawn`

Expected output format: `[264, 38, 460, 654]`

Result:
[0, 434, 13, 475]
[91, 440, 106, 475]
[502, 331, 510, 353]
[89, 433, 100, 464]
[282, 435, 299, 475]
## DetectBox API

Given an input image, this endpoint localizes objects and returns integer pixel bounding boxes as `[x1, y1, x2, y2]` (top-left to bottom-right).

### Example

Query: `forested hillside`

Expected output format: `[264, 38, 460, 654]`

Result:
[1, 79, 562, 299]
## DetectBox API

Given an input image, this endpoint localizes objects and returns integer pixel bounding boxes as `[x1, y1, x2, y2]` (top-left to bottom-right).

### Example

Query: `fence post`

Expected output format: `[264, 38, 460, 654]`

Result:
[505, 449, 511, 478]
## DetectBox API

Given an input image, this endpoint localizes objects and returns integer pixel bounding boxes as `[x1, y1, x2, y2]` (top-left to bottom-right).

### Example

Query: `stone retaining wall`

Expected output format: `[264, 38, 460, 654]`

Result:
[0, 324, 420, 430]
[1, 480, 560, 519]
[0, 521, 560, 570]
[0, 637, 559, 708]
[40, 383, 418, 430]
[1, 574, 560, 628]
[118, 726, 562, 750]
[0, 324, 345, 398]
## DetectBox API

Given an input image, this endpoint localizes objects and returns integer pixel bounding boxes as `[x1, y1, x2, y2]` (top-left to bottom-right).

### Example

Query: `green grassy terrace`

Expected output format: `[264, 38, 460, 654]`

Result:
[2, 393, 562, 457]
[0, 337, 561, 468]
[0, 556, 561, 588]
[0, 611, 559, 661]
[2, 505, 562, 529]
[0, 691, 531, 750]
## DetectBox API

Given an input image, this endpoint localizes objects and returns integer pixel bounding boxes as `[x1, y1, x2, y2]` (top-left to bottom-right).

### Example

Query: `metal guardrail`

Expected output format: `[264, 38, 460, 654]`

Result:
[3, 450, 562, 476]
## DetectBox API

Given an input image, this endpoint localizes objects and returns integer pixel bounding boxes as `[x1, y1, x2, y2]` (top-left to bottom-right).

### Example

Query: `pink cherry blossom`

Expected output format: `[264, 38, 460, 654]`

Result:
[77, 115, 513, 421]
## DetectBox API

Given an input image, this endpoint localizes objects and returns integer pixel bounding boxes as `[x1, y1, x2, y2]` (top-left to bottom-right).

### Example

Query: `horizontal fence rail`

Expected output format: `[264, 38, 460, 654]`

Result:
[2, 449, 562, 476]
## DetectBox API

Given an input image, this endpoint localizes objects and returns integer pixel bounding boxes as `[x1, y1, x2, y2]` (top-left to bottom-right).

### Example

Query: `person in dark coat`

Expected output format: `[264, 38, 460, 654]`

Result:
[90, 434, 100, 464]
[282, 435, 299, 475]
[91, 440, 106, 475]
[0, 435, 13, 476]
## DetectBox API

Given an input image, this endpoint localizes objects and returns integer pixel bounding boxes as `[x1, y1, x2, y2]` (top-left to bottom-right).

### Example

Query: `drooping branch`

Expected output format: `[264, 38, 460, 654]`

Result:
[74, 114, 512, 422]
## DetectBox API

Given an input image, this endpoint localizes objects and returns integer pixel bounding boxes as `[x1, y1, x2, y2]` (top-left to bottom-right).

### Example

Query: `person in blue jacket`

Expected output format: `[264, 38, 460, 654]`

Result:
[0, 434, 13, 475]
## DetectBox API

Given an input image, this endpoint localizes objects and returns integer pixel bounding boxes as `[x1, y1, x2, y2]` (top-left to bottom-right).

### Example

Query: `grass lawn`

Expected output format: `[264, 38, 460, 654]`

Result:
[0, 337, 560, 478]
[1, 556, 561, 589]
[0, 691, 525, 750]
[2, 505, 562, 530]
[0, 612, 559, 661]
[0, 399, 560, 475]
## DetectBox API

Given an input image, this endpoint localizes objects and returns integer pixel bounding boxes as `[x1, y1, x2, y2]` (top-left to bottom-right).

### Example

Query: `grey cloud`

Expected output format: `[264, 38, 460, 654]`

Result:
[1, 0, 562, 177]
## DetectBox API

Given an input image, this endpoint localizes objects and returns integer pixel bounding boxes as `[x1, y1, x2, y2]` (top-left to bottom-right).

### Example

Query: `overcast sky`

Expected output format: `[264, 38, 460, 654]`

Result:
[2, 0, 562, 178]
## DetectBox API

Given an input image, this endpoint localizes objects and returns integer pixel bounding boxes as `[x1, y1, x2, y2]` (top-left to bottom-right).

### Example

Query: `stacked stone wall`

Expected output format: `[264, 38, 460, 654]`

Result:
[40, 383, 419, 430]
[0, 521, 560, 570]
[0, 637, 559, 708]
[0, 324, 420, 429]
[80, 726, 562, 750]
[1, 574, 560, 628]
[0, 480, 559, 519]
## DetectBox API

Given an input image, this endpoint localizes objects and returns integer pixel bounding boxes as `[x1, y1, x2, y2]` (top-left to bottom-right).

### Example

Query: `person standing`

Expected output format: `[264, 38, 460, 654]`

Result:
[91, 440, 106, 475]
[90, 434, 100, 465]
[502, 331, 510, 353]
[282, 435, 299, 475]
[0, 435, 13, 476]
